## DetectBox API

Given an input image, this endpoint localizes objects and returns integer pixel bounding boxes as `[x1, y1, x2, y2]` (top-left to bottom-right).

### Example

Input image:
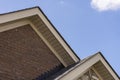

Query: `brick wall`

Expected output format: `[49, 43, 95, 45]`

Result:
[0, 25, 62, 80]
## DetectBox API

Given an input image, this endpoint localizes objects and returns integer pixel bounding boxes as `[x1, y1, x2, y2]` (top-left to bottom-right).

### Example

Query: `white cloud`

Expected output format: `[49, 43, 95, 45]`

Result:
[91, 0, 120, 11]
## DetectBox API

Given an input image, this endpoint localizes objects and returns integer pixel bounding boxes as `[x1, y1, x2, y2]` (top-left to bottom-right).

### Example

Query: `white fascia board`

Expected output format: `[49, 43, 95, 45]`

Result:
[100, 55, 119, 80]
[36, 8, 80, 63]
[0, 8, 38, 24]
[0, 19, 29, 32]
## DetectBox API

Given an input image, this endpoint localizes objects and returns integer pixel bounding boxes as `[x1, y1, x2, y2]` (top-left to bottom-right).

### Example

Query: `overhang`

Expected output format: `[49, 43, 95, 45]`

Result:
[55, 52, 119, 80]
[0, 7, 80, 67]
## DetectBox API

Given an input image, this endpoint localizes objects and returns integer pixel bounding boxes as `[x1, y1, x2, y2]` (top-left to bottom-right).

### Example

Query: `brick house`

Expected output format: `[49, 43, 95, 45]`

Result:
[0, 7, 119, 80]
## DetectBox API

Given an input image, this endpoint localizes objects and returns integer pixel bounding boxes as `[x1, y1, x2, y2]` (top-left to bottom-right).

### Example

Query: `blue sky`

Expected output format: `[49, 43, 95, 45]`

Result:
[0, 0, 120, 76]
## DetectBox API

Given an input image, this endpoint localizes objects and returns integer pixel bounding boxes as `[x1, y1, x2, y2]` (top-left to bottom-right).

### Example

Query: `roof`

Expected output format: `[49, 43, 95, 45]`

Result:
[0, 7, 80, 62]
[54, 52, 120, 80]
[0, 7, 80, 67]
[0, 7, 80, 79]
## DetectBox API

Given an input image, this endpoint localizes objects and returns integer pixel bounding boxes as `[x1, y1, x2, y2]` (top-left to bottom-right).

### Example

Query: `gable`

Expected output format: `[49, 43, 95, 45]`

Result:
[0, 7, 79, 67]
[0, 24, 64, 79]
[55, 52, 119, 80]
[0, 7, 80, 79]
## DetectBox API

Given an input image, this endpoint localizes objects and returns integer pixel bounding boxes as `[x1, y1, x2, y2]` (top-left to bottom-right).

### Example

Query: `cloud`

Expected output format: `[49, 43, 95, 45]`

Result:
[91, 0, 120, 11]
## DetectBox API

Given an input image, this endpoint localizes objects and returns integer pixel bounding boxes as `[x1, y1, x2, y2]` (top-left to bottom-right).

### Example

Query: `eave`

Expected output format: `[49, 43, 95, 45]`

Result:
[55, 52, 119, 80]
[0, 7, 80, 67]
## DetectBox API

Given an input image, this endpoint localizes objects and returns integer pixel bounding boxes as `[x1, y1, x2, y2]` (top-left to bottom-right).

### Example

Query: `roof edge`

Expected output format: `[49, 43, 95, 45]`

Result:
[36, 7, 80, 61]
[55, 52, 120, 80]
[98, 52, 120, 79]
[0, 6, 80, 61]
[0, 6, 39, 15]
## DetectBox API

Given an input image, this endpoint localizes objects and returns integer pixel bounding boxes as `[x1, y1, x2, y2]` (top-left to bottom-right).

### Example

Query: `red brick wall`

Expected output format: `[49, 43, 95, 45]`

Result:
[0, 25, 62, 80]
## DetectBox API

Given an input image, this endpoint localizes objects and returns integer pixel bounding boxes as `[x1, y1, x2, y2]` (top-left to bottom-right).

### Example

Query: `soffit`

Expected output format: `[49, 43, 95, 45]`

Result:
[28, 15, 75, 66]
[93, 61, 115, 80]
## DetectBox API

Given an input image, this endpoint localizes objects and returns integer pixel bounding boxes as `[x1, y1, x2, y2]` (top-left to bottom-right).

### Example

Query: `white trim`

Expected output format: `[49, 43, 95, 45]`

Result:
[56, 54, 100, 80]
[100, 56, 119, 80]
[0, 8, 38, 24]
[0, 19, 29, 32]
[36, 9, 79, 62]
[56, 53, 119, 80]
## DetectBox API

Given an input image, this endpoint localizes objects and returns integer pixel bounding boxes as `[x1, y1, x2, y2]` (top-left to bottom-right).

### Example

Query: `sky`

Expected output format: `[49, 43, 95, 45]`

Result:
[0, 0, 120, 76]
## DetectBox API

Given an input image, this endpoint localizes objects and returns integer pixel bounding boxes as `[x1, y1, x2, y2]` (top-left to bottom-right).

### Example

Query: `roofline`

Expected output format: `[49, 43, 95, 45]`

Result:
[0, 6, 39, 15]
[0, 6, 80, 60]
[55, 53, 98, 79]
[36, 7, 80, 61]
[55, 52, 119, 80]
[98, 52, 120, 79]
